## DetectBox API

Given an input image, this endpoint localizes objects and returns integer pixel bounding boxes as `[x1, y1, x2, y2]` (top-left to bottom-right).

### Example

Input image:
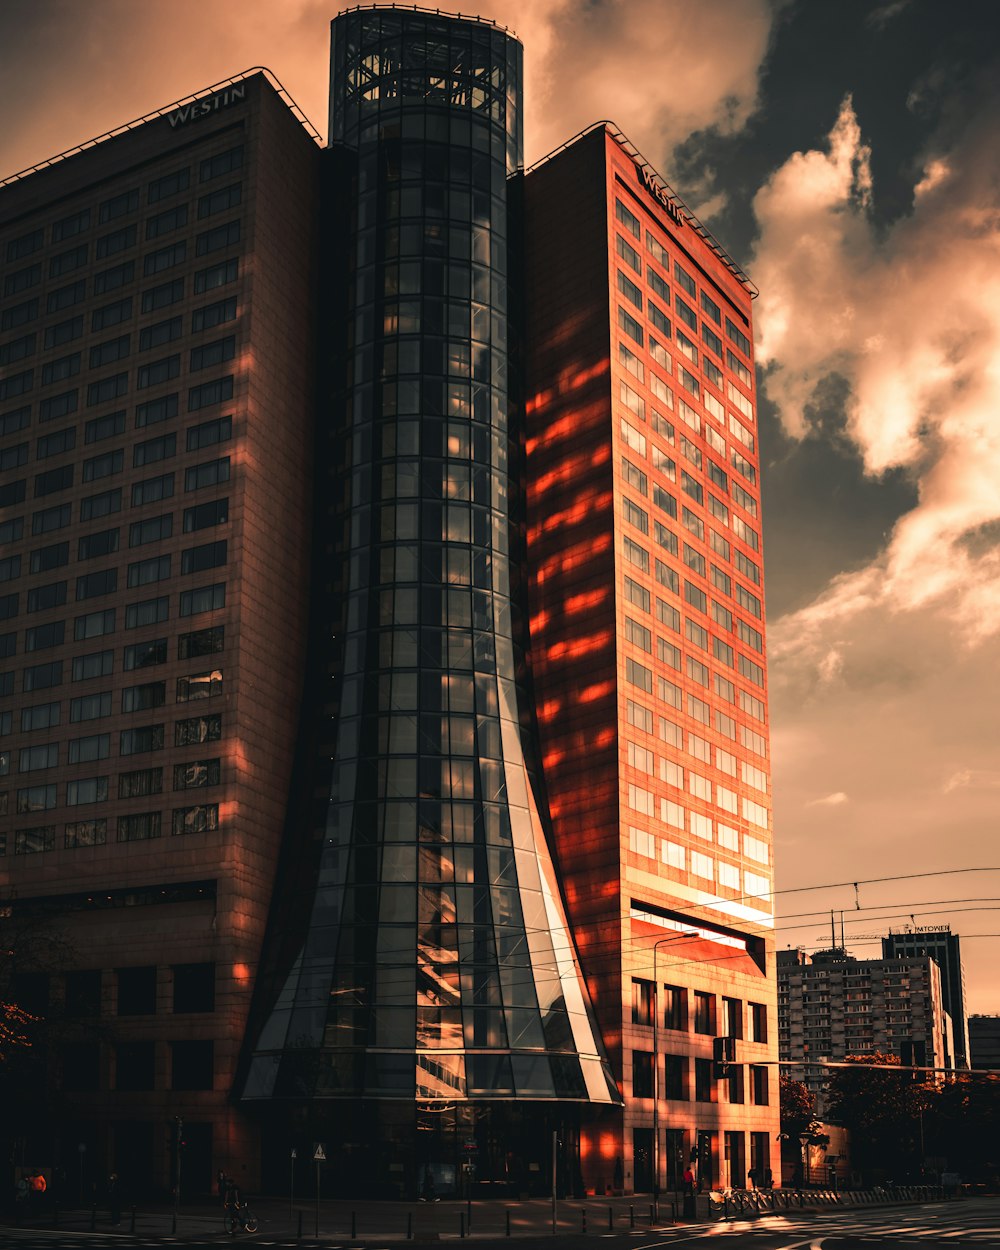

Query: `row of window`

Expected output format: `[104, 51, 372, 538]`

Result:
[0, 582, 226, 642]
[2, 803, 220, 854]
[626, 826, 770, 898]
[0, 256, 240, 347]
[12, 960, 215, 1018]
[2, 420, 231, 484]
[3, 146, 243, 266]
[1, 463, 229, 544]
[3, 623, 222, 677]
[0, 296, 237, 382]
[631, 1051, 769, 1105]
[1, 541, 226, 608]
[615, 195, 753, 370]
[1, 223, 241, 339]
[0, 715, 222, 760]
[60, 1039, 214, 1093]
[3, 664, 222, 714]
[625, 674, 767, 764]
[0, 322, 238, 397]
[632, 983, 768, 1039]
[0, 359, 235, 426]
[11, 751, 217, 784]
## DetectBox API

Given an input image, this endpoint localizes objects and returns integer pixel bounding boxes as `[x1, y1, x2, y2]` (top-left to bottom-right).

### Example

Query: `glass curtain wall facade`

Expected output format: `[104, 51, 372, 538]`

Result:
[242, 8, 617, 1192]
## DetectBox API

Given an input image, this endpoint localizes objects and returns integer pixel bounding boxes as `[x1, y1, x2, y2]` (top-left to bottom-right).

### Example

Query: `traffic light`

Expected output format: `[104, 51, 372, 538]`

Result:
[713, 1036, 736, 1078]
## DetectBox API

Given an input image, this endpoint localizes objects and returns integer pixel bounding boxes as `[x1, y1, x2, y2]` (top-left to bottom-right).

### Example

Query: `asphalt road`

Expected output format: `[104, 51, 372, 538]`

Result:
[2, 1196, 998, 1248]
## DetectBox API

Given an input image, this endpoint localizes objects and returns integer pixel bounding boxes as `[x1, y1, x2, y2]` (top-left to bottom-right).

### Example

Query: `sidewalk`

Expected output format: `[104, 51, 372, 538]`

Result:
[5, 1193, 707, 1241]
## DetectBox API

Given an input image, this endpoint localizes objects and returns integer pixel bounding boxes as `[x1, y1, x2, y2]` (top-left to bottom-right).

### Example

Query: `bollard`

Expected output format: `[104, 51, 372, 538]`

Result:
[506, 1209, 511, 1237]
[649, 1203, 654, 1226]
[171, 1210, 177, 1234]
[629, 1205, 634, 1228]
[130, 1206, 136, 1234]
[91, 1205, 97, 1231]
[351, 1210, 357, 1238]
[407, 1211, 413, 1240]
[297, 1210, 303, 1242]
[608, 1205, 613, 1230]
[582, 1208, 587, 1234]
[460, 1211, 466, 1238]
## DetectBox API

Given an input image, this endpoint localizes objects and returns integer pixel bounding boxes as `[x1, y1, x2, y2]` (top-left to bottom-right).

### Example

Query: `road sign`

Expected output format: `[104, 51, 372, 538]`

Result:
[313, 1144, 326, 1161]
[463, 1139, 478, 1153]
[291, 1149, 297, 1159]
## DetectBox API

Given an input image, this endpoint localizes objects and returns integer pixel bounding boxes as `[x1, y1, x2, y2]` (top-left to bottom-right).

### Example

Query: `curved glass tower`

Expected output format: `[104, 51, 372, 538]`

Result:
[242, 5, 617, 1190]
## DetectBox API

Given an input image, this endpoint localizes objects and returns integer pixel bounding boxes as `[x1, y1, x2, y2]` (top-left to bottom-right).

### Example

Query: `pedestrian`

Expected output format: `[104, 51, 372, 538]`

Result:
[217, 1169, 227, 1204]
[107, 1172, 120, 1225]
[683, 1166, 695, 1195]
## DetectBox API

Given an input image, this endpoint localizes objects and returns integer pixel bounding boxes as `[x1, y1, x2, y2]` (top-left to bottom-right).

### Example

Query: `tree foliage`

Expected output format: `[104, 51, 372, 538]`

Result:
[780, 1075, 818, 1138]
[826, 1053, 932, 1182]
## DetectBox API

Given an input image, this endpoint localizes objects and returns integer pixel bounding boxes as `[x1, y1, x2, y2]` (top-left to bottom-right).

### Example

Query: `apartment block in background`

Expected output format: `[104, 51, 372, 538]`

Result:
[777, 948, 953, 1107]
[882, 926, 969, 1069]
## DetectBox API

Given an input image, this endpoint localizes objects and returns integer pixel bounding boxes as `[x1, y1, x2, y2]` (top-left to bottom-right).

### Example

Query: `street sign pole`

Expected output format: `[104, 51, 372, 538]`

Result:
[551, 1130, 557, 1235]
[290, 1148, 297, 1218]
[313, 1143, 326, 1239]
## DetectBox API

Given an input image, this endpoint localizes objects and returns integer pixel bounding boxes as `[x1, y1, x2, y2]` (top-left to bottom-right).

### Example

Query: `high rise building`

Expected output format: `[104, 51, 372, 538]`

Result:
[968, 1015, 1000, 1071]
[522, 126, 777, 1194]
[0, 72, 318, 1192]
[882, 927, 969, 1069]
[0, 6, 777, 1199]
[777, 949, 953, 1107]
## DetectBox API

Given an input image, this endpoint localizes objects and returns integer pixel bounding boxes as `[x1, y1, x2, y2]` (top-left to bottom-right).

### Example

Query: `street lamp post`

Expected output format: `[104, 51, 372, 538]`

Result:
[650, 932, 697, 1221]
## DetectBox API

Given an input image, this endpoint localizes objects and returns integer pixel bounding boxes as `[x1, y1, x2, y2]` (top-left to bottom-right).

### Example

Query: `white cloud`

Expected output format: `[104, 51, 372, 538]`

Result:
[806, 792, 849, 807]
[758, 95, 1000, 1011]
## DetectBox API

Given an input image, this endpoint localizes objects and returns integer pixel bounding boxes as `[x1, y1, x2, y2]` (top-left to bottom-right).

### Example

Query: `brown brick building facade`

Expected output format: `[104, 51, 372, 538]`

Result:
[0, 73, 318, 1194]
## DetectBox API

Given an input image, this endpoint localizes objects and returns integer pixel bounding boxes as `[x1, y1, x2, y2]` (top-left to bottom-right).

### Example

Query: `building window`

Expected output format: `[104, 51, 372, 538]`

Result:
[183, 498, 229, 532]
[184, 456, 230, 490]
[176, 665, 222, 705]
[122, 682, 166, 713]
[173, 758, 220, 790]
[178, 625, 224, 659]
[723, 997, 744, 1039]
[119, 724, 165, 756]
[632, 1050, 654, 1099]
[750, 1002, 768, 1043]
[693, 991, 715, 1035]
[663, 984, 687, 1030]
[125, 597, 169, 629]
[170, 1040, 214, 1091]
[694, 1057, 714, 1102]
[115, 1041, 155, 1091]
[124, 638, 168, 671]
[65, 969, 102, 1017]
[65, 818, 108, 848]
[663, 1054, 686, 1099]
[727, 1065, 745, 1104]
[64, 726, 112, 763]
[117, 811, 161, 841]
[174, 713, 222, 746]
[632, 979, 654, 1026]
[172, 962, 215, 1013]
[172, 803, 220, 835]
[118, 767, 163, 799]
[66, 776, 109, 806]
[179, 584, 225, 617]
[751, 1065, 769, 1105]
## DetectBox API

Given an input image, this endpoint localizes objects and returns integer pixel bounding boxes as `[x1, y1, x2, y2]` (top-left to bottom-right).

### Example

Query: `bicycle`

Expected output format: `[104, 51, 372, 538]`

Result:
[223, 1201, 259, 1235]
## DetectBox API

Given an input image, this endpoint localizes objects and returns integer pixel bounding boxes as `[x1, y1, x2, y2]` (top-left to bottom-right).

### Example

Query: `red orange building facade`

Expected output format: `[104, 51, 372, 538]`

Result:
[524, 128, 778, 1194]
